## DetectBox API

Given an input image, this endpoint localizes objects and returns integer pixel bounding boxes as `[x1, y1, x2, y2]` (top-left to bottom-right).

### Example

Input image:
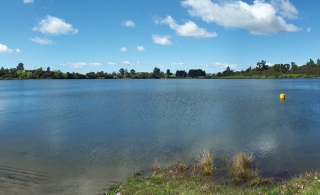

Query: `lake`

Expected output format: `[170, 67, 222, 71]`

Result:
[0, 79, 320, 194]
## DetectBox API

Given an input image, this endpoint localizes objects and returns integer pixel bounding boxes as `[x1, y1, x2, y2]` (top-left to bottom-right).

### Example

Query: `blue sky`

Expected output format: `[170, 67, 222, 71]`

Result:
[0, 0, 319, 74]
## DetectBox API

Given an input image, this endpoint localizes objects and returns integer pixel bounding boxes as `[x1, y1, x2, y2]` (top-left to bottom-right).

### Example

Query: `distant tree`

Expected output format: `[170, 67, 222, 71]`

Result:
[130, 69, 136, 75]
[306, 59, 315, 66]
[291, 62, 298, 72]
[46, 66, 51, 72]
[86, 72, 97, 79]
[119, 68, 125, 77]
[256, 60, 269, 71]
[176, 70, 187, 78]
[8, 68, 17, 78]
[222, 66, 234, 77]
[166, 69, 171, 78]
[152, 67, 161, 78]
[188, 69, 206, 78]
[17, 62, 24, 71]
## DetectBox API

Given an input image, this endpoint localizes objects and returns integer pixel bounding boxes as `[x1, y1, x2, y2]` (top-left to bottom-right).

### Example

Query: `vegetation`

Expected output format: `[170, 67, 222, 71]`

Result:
[197, 151, 215, 176]
[106, 152, 320, 195]
[2, 58, 320, 80]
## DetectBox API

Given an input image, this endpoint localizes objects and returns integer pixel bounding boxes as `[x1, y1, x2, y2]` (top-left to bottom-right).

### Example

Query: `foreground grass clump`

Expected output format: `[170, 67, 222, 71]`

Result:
[230, 152, 260, 184]
[106, 152, 320, 195]
[197, 151, 215, 176]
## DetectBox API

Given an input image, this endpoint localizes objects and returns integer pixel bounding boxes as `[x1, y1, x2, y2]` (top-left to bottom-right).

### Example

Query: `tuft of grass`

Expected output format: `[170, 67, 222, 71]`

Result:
[230, 152, 260, 184]
[197, 151, 215, 176]
[172, 161, 188, 173]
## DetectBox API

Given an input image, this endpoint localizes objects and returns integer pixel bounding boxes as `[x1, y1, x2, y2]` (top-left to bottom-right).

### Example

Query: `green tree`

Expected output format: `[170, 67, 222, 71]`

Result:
[166, 69, 171, 78]
[17, 62, 24, 71]
[256, 60, 268, 71]
[152, 67, 161, 78]
[291, 62, 298, 72]
[119, 68, 125, 77]
[176, 70, 187, 78]
[130, 69, 136, 75]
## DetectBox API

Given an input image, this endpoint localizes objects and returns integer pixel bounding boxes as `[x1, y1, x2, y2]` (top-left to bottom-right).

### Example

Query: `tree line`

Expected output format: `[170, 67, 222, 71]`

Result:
[216, 59, 320, 78]
[1, 58, 320, 80]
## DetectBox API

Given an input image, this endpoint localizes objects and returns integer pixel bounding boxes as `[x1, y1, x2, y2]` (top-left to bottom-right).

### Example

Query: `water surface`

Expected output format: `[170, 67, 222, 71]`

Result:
[0, 79, 319, 194]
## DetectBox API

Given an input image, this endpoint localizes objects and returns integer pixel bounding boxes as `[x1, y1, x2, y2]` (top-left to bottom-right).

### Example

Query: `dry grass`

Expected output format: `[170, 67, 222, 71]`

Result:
[197, 151, 215, 176]
[230, 152, 260, 184]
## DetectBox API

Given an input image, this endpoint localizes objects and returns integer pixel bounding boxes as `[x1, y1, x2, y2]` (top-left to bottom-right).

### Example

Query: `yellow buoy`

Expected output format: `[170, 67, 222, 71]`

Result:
[280, 93, 285, 99]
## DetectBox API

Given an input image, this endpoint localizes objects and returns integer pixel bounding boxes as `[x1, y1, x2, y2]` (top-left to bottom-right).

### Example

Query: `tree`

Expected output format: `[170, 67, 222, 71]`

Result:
[306, 59, 315, 66]
[222, 66, 234, 77]
[256, 60, 268, 71]
[130, 69, 136, 75]
[166, 69, 171, 78]
[86, 72, 97, 79]
[119, 68, 125, 77]
[176, 70, 187, 78]
[188, 69, 206, 78]
[152, 67, 161, 78]
[17, 62, 24, 71]
[46, 66, 51, 72]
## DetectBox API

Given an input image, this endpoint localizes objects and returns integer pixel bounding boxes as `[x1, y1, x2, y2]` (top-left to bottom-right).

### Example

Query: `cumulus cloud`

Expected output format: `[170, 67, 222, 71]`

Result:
[61, 62, 102, 68]
[0, 44, 13, 53]
[156, 16, 217, 38]
[270, 0, 298, 19]
[122, 20, 136, 27]
[120, 47, 127, 53]
[33, 15, 78, 35]
[181, 0, 299, 35]
[136, 46, 145, 52]
[16, 48, 21, 53]
[23, 0, 34, 4]
[152, 34, 172, 45]
[31, 36, 53, 45]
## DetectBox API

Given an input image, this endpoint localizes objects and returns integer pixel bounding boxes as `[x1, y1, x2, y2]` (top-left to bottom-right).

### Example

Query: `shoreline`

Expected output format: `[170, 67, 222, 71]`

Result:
[106, 152, 320, 195]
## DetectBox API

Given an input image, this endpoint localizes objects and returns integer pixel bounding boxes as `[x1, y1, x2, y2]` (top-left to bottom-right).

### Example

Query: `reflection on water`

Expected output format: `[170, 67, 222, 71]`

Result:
[0, 79, 320, 194]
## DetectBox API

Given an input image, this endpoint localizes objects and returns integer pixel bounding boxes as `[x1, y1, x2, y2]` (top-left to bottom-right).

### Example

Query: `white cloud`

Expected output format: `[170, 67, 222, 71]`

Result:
[30, 36, 53, 45]
[156, 16, 217, 38]
[120, 47, 127, 53]
[122, 61, 131, 65]
[33, 15, 78, 35]
[270, 0, 298, 19]
[61, 62, 102, 69]
[16, 48, 21, 53]
[213, 62, 239, 70]
[307, 27, 311, 32]
[181, 0, 299, 35]
[108, 62, 117, 65]
[136, 46, 145, 52]
[23, 0, 34, 4]
[0, 44, 13, 54]
[152, 34, 172, 45]
[88, 63, 102, 67]
[171, 62, 185, 65]
[122, 20, 136, 27]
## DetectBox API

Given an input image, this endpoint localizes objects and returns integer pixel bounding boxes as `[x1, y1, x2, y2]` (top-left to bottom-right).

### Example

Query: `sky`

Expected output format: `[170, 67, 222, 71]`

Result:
[0, 0, 319, 74]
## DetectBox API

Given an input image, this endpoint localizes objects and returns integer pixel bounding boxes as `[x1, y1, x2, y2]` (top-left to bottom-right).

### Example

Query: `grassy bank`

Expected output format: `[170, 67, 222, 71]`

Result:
[106, 152, 320, 195]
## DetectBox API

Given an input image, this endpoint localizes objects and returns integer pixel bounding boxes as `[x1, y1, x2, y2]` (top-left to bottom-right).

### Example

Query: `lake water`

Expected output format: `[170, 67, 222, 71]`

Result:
[0, 79, 320, 194]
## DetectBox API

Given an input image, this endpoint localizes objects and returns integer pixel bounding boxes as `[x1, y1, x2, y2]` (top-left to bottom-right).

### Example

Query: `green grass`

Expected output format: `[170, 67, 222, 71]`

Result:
[106, 152, 320, 195]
